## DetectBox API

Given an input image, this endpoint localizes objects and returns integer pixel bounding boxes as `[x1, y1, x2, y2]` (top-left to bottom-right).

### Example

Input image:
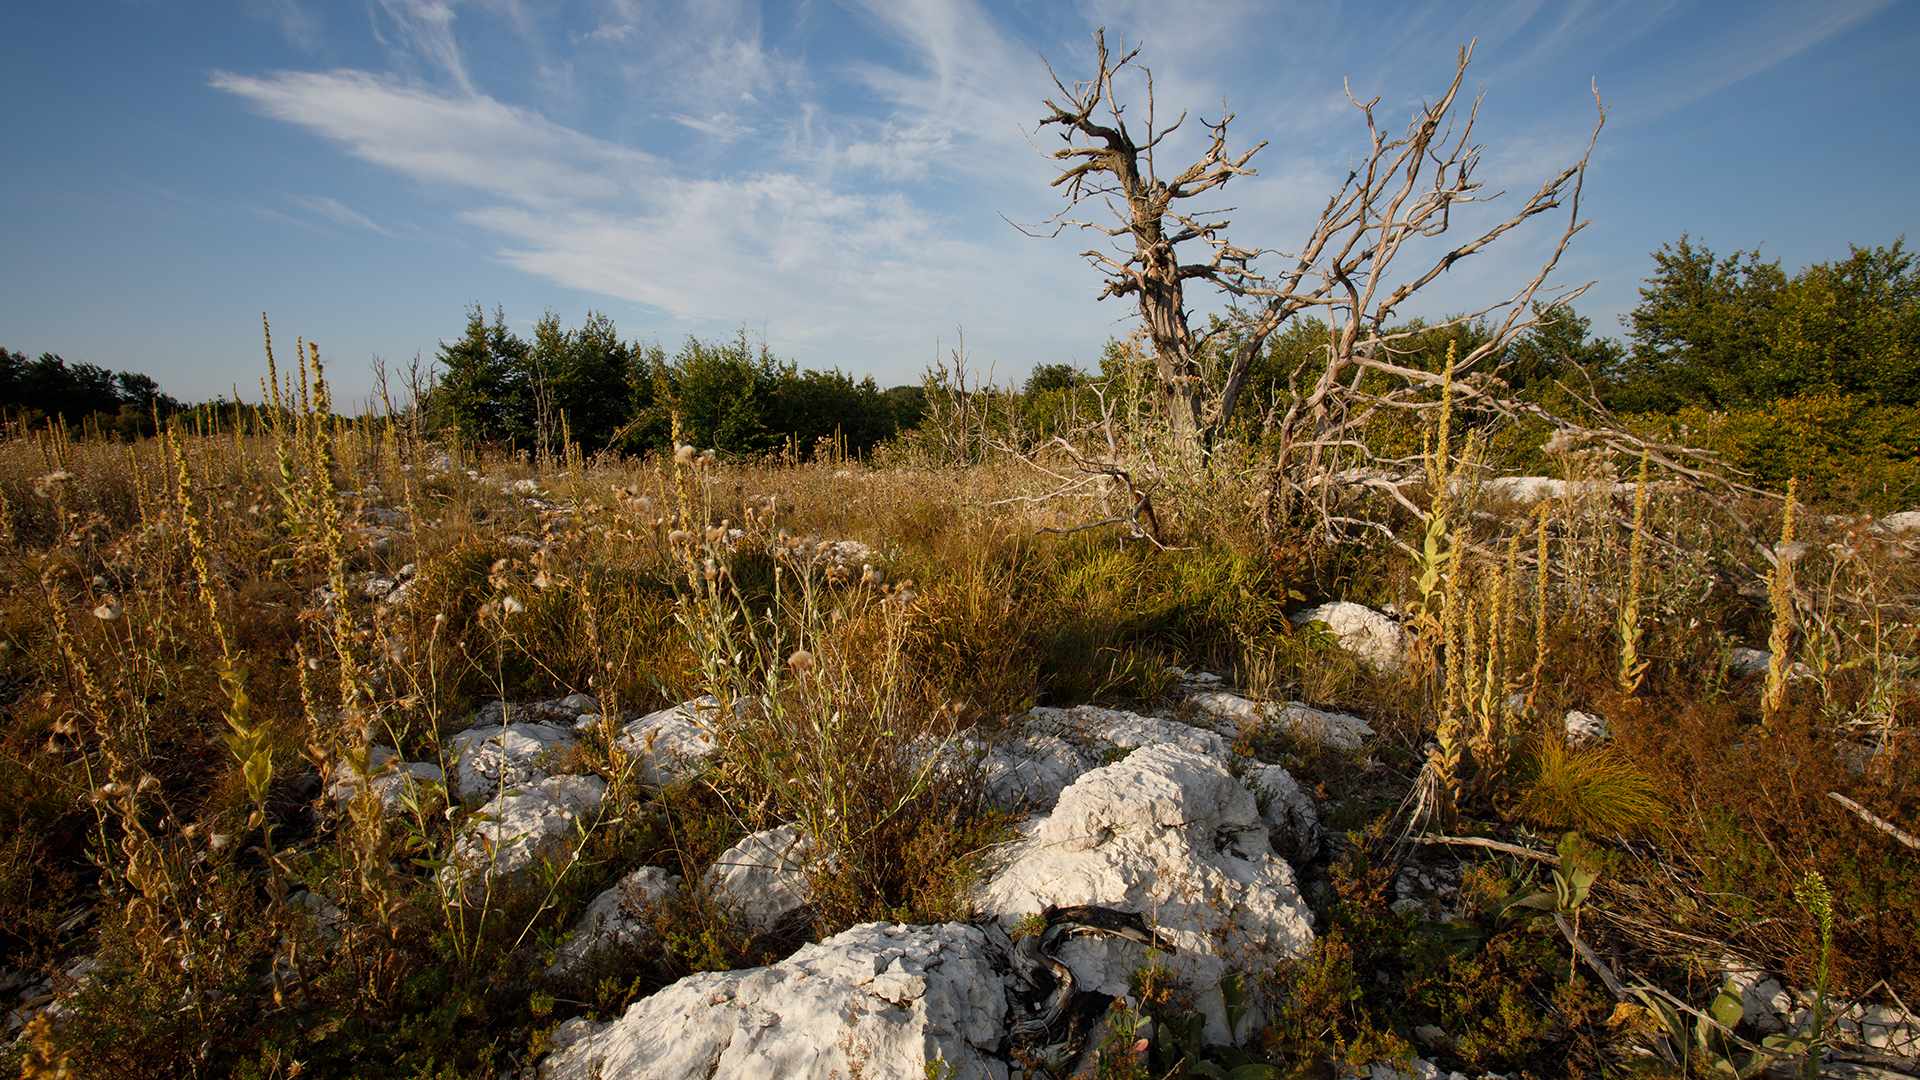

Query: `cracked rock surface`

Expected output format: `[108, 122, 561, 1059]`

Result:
[615, 697, 719, 786]
[1288, 601, 1408, 673]
[450, 774, 605, 885]
[703, 824, 815, 934]
[548, 867, 681, 979]
[539, 921, 1009, 1080]
[445, 720, 577, 800]
[973, 743, 1315, 1045]
[970, 704, 1229, 813]
[1188, 691, 1375, 752]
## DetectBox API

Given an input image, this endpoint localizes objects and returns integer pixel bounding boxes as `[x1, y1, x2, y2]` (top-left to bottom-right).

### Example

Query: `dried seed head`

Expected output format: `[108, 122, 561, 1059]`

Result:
[674, 443, 696, 465]
[92, 598, 123, 621]
[787, 649, 816, 678]
[501, 596, 526, 615]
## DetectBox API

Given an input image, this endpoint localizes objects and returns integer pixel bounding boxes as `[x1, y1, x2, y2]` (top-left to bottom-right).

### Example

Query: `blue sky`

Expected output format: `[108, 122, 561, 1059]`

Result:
[2, 0, 1915, 406]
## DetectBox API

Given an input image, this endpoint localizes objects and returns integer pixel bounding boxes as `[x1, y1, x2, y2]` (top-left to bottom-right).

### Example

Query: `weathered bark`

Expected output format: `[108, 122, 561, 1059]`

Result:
[1029, 30, 1261, 442]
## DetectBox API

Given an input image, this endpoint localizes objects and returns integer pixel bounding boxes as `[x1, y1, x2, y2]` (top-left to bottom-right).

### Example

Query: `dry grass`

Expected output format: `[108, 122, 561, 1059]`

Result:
[0, 355, 1914, 1079]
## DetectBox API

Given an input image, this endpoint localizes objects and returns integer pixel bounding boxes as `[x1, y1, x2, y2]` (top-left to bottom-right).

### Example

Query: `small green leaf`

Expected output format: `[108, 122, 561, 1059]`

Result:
[1711, 984, 1745, 1030]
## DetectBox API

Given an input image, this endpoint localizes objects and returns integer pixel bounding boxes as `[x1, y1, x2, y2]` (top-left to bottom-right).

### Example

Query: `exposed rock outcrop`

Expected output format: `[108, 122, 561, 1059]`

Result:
[548, 867, 681, 979]
[1289, 602, 1408, 673]
[1188, 692, 1375, 753]
[971, 705, 1229, 813]
[974, 744, 1315, 1045]
[450, 774, 605, 885]
[540, 921, 1009, 1080]
[326, 746, 443, 814]
[615, 697, 719, 786]
[445, 720, 577, 800]
[703, 824, 815, 933]
[1243, 763, 1322, 865]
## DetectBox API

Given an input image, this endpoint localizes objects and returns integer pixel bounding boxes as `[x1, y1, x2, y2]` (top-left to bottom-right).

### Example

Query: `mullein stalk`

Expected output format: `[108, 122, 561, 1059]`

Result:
[1764, 478, 1800, 723]
[1616, 451, 1652, 695]
[1530, 503, 1551, 712]
[1425, 343, 1467, 826]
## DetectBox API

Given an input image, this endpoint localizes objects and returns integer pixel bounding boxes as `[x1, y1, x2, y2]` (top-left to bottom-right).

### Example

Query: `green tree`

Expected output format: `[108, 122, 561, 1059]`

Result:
[433, 305, 530, 446]
[525, 309, 641, 457]
[1762, 240, 1920, 407]
[1611, 236, 1919, 412]
[1612, 236, 1788, 412]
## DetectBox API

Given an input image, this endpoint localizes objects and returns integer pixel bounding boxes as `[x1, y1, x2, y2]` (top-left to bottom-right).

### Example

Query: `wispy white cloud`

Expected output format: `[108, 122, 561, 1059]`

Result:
[372, 0, 474, 91]
[245, 0, 323, 52]
[210, 69, 658, 207]
[197, 0, 1914, 385]
[1617, 0, 1898, 119]
[671, 111, 760, 139]
[289, 194, 392, 235]
[209, 68, 1064, 357]
[580, 22, 634, 43]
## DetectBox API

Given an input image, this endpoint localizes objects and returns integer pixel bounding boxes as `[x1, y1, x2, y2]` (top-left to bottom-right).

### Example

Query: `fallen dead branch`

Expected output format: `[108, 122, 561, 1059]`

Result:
[1830, 792, 1920, 853]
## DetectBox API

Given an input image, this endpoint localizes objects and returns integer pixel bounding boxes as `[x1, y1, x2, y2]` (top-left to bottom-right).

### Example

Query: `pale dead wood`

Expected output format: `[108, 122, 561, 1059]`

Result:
[1555, 912, 1630, 1001]
[1416, 833, 1561, 865]
[1830, 791, 1920, 852]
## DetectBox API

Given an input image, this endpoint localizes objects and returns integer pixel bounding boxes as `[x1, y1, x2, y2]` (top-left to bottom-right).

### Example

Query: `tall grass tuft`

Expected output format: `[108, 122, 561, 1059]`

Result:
[1514, 737, 1662, 837]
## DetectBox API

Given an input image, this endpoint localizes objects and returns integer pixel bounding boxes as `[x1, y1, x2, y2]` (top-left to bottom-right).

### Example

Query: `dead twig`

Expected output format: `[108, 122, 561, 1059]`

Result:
[1554, 912, 1628, 1001]
[1416, 834, 1561, 866]
[1829, 792, 1920, 852]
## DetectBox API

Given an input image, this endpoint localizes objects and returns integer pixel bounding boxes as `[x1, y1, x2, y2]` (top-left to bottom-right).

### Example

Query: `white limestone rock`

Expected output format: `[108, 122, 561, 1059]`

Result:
[1243, 764, 1321, 864]
[1289, 602, 1408, 673]
[1873, 509, 1920, 536]
[974, 744, 1315, 1045]
[616, 698, 720, 786]
[445, 721, 577, 799]
[1267, 699, 1374, 749]
[539, 921, 1009, 1080]
[1480, 476, 1565, 505]
[1365, 1057, 1448, 1080]
[326, 746, 444, 814]
[1188, 692, 1375, 752]
[703, 824, 815, 933]
[970, 705, 1229, 812]
[556, 692, 599, 713]
[451, 774, 605, 885]
[1564, 710, 1609, 745]
[1724, 969, 1790, 1034]
[548, 867, 682, 979]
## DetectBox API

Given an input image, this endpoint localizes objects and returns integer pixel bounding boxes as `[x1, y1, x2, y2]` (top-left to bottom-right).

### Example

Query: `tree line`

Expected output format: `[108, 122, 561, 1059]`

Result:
[0, 349, 181, 439]
[431, 306, 924, 460]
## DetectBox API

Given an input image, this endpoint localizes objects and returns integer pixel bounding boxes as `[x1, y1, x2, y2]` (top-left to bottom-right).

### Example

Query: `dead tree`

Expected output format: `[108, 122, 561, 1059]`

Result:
[1029, 29, 1263, 444]
[1031, 35, 1604, 460]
